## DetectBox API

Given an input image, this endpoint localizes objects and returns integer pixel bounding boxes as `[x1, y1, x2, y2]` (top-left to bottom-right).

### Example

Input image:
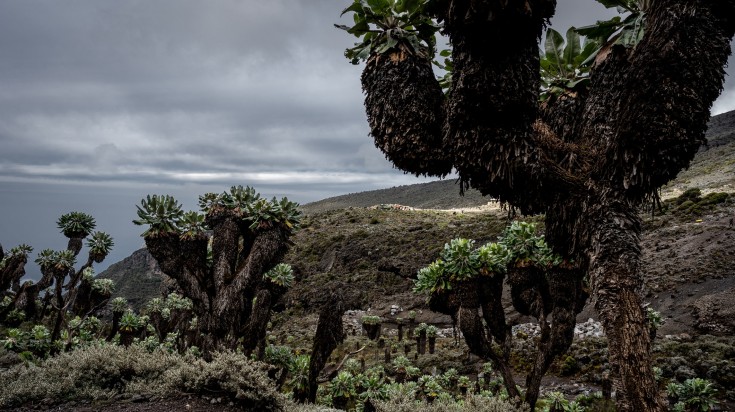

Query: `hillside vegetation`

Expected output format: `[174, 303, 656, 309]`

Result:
[93, 110, 735, 410]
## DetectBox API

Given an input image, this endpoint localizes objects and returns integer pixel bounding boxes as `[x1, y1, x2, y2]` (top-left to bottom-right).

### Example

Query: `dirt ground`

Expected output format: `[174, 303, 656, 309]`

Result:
[10, 397, 243, 412]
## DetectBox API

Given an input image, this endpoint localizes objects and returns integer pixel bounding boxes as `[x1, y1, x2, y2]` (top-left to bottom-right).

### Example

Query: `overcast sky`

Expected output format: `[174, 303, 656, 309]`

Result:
[1, 1, 734, 279]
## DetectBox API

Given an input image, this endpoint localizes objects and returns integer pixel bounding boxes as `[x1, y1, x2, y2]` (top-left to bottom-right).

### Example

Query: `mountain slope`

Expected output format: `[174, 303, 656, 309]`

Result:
[100, 110, 735, 329]
[300, 179, 488, 214]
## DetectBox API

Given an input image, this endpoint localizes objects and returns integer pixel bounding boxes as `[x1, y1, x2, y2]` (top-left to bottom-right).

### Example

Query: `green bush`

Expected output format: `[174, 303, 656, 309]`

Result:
[374, 392, 529, 412]
[0, 344, 283, 410]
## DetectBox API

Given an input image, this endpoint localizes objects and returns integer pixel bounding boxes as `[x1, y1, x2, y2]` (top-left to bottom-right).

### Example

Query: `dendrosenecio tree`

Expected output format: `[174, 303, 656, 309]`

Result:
[132, 185, 301, 356]
[337, 0, 735, 410]
[414, 221, 586, 408]
[0, 212, 115, 350]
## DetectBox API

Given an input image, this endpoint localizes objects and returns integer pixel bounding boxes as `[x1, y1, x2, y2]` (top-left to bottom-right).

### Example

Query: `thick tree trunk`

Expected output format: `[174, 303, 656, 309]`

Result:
[242, 289, 272, 355]
[455, 280, 520, 400]
[587, 198, 664, 412]
[308, 293, 346, 403]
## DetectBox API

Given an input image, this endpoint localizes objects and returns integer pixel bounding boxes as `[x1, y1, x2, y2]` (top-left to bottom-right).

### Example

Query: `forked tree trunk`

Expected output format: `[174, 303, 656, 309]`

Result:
[145, 218, 292, 356]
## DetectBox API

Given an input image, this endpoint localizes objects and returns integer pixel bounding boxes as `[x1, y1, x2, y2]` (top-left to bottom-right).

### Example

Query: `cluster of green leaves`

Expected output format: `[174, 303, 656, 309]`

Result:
[90, 278, 115, 296]
[537, 0, 648, 101]
[145, 293, 193, 319]
[135, 186, 302, 237]
[336, 0, 440, 64]
[667, 378, 719, 412]
[322, 365, 389, 407]
[0, 244, 32, 270]
[425, 324, 438, 338]
[110, 297, 129, 313]
[119, 310, 143, 332]
[198, 185, 260, 212]
[288, 354, 311, 396]
[57, 212, 96, 238]
[86, 231, 114, 262]
[263, 263, 295, 288]
[414, 221, 560, 295]
[245, 196, 302, 231]
[361, 315, 382, 325]
[414, 322, 428, 335]
[6, 244, 33, 258]
[264, 344, 294, 369]
[133, 194, 185, 237]
[576, 0, 648, 48]
[61, 316, 104, 351]
[540, 28, 599, 101]
[34, 249, 76, 272]
[391, 355, 416, 374]
[499, 221, 560, 267]
[646, 306, 663, 330]
[199, 185, 301, 231]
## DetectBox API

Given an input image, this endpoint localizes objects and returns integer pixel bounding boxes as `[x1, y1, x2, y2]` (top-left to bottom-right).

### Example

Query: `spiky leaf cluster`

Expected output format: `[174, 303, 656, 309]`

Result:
[145, 293, 192, 316]
[336, 0, 440, 64]
[415, 221, 561, 295]
[1, 244, 32, 270]
[413, 260, 449, 294]
[119, 310, 142, 332]
[289, 354, 311, 394]
[575, 0, 647, 48]
[57, 212, 96, 238]
[441, 238, 480, 281]
[179, 211, 207, 240]
[500, 221, 561, 267]
[476, 242, 511, 274]
[8, 244, 33, 257]
[329, 370, 357, 399]
[86, 231, 114, 263]
[110, 297, 128, 314]
[361, 315, 382, 325]
[198, 185, 260, 213]
[133, 195, 185, 237]
[540, 28, 599, 101]
[667, 378, 718, 412]
[90, 278, 115, 295]
[197, 186, 301, 232]
[263, 263, 295, 288]
[81, 267, 95, 282]
[34, 249, 76, 272]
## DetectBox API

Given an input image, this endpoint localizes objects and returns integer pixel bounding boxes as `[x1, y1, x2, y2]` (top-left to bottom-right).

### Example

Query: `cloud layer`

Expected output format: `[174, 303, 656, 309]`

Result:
[1, 1, 733, 278]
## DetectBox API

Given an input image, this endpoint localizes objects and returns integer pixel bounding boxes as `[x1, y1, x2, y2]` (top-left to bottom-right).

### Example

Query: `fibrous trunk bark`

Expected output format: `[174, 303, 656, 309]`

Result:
[587, 198, 663, 412]
[307, 293, 346, 403]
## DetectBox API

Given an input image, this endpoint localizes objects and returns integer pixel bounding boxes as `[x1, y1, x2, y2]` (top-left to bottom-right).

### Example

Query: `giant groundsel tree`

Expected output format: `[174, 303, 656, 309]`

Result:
[414, 222, 586, 408]
[0, 212, 115, 345]
[133, 186, 301, 355]
[338, 0, 735, 410]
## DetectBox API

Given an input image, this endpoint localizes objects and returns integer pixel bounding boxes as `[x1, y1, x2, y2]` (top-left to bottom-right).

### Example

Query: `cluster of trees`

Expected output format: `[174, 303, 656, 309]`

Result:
[337, 0, 735, 410]
[413, 221, 585, 408]
[1, 212, 115, 351]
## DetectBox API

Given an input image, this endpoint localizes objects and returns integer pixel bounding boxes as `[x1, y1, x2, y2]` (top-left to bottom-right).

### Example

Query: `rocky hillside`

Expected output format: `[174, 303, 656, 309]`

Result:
[300, 179, 488, 214]
[99, 248, 164, 310]
[100, 110, 735, 337]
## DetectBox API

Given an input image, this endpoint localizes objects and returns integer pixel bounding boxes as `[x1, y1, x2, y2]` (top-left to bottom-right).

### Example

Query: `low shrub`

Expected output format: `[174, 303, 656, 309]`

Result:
[373, 392, 529, 412]
[0, 344, 284, 411]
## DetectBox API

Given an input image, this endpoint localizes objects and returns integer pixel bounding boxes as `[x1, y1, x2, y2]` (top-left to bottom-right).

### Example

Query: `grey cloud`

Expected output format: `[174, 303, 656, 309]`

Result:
[1, 0, 733, 280]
